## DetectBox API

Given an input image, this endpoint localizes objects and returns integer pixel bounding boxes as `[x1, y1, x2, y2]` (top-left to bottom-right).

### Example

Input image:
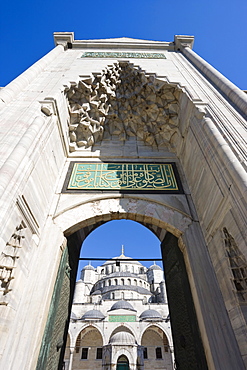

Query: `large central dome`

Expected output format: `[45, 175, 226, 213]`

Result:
[103, 253, 142, 266]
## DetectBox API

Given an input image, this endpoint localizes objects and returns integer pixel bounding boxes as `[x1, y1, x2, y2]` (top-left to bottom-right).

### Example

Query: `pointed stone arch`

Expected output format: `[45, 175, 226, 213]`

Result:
[54, 196, 192, 239]
[139, 323, 172, 348]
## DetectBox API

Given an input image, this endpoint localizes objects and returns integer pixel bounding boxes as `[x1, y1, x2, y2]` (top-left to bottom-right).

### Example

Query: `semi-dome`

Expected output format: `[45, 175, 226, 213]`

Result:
[109, 331, 135, 345]
[91, 289, 102, 295]
[109, 300, 136, 312]
[139, 309, 163, 321]
[81, 309, 105, 321]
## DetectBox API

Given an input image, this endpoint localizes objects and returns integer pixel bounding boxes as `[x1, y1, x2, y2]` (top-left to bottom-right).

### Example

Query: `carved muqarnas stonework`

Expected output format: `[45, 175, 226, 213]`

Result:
[65, 62, 180, 151]
[224, 228, 247, 301]
[0, 222, 26, 305]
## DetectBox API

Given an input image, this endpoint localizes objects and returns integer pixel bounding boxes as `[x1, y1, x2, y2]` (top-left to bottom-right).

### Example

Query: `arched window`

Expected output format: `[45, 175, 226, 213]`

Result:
[121, 278, 124, 285]
[140, 280, 142, 286]
[134, 279, 137, 286]
[127, 279, 131, 285]
[115, 279, 118, 285]
[112, 292, 115, 299]
[108, 280, 111, 286]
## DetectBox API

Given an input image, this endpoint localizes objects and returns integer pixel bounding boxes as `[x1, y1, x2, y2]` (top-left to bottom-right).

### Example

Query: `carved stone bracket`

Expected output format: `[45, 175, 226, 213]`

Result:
[0, 222, 26, 305]
[224, 227, 247, 302]
[65, 62, 181, 151]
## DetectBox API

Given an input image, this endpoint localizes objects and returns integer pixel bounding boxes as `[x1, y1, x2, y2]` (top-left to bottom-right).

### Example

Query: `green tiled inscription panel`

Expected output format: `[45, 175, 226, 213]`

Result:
[109, 315, 136, 322]
[67, 163, 179, 191]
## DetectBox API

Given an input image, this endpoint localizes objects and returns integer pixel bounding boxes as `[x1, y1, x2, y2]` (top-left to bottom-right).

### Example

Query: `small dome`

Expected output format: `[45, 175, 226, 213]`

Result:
[91, 289, 102, 296]
[83, 264, 95, 271]
[109, 300, 136, 312]
[139, 309, 163, 321]
[109, 331, 135, 345]
[148, 264, 162, 270]
[81, 309, 105, 321]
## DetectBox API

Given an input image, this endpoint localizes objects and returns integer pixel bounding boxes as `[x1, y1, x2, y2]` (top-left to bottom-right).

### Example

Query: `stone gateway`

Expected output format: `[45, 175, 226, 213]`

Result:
[0, 33, 246, 370]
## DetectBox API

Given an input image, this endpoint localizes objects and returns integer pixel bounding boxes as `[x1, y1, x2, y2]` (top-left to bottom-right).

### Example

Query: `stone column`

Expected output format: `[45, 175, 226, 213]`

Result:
[68, 347, 74, 370]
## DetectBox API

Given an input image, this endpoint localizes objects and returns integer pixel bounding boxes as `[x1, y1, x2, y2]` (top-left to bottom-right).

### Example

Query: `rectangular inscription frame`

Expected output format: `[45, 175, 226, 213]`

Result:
[109, 315, 136, 322]
[63, 162, 183, 194]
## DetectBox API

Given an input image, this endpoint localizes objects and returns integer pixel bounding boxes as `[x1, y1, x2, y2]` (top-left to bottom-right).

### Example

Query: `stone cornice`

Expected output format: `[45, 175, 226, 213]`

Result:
[54, 32, 194, 51]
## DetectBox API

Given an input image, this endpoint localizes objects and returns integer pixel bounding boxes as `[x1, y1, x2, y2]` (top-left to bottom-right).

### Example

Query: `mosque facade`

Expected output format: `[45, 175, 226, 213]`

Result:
[64, 251, 173, 370]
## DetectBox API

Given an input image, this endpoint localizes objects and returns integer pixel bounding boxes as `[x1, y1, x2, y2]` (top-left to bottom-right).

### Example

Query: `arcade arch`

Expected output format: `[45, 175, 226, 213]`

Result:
[141, 325, 173, 368]
[70, 326, 103, 369]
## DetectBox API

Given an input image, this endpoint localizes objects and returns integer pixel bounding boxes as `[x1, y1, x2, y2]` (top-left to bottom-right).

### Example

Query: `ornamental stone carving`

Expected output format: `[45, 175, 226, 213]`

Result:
[0, 222, 26, 305]
[66, 62, 180, 151]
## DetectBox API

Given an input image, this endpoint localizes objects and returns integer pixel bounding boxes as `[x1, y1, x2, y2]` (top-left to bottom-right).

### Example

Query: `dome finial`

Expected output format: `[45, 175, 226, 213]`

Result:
[121, 245, 124, 255]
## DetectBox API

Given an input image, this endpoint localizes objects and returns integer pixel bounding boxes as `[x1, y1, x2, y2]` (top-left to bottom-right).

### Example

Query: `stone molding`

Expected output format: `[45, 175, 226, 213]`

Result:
[181, 45, 247, 118]
[54, 32, 175, 51]
[0, 45, 64, 110]
[53, 197, 192, 237]
[174, 35, 194, 50]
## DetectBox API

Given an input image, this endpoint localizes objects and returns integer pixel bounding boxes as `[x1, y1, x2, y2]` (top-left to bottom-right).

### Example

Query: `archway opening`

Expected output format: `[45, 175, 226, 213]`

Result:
[117, 355, 129, 370]
[77, 219, 162, 279]
[39, 211, 208, 370]
[141, 325, 173, 368]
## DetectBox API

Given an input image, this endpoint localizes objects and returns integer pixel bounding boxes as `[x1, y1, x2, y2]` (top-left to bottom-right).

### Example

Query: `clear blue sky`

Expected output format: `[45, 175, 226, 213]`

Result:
[0, 0, 246, 89]
[1, 0, 246, 278]
[77, 220, 162, 280]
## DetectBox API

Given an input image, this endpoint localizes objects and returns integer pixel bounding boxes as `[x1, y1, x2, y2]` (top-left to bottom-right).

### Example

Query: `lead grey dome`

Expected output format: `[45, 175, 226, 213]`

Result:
[109, 331, 135, 345]
[139, 309, 162, 321]
[81, 309, 105, 321]
[109, 300, 136, 312]
[148, 264, 162, 270]
[83, 264, 95, 271]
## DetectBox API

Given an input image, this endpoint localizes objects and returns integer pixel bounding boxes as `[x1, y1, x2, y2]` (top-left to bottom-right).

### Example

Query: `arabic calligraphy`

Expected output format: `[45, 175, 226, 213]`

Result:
[109, 315, 136, 322]
[67, 163, 179, 191]
[81, 52, 166, 59]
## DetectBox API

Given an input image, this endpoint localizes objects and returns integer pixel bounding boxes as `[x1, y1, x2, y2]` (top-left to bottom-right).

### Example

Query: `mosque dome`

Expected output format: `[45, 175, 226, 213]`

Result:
[103, 248, 143, 266]
[109, 300, 136, 312]
[109, 331, 135, 345]
[81, 309, 105, 321]
[139, 309, 163, 321]
[148, 264, 162, 270]
[82, 264, 95, 271]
